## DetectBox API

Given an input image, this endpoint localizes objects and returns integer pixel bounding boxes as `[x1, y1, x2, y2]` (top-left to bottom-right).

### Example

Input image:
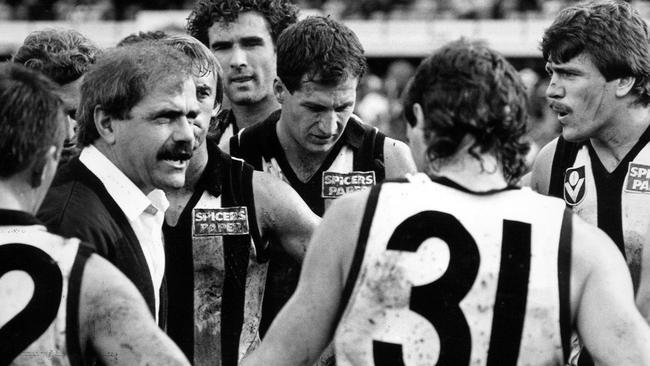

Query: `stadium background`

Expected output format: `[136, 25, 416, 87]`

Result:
[3, 0, 643, 163]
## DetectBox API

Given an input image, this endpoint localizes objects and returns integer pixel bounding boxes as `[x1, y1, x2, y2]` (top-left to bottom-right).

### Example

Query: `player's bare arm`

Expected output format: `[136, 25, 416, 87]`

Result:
[529, 138, 558, 194]
[252, 170, 320, 262]
[570, 215, 650, 365]
[78, 254, 190, 366]
[384, 137, 417, 178]
[242, 190, 368, 366]
[637, 224, 650, 323]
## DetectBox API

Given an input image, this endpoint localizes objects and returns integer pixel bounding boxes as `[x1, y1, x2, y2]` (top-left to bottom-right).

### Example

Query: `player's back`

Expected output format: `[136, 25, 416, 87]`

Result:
[0, 214, 87, 366]
[334, 174, 571, 366]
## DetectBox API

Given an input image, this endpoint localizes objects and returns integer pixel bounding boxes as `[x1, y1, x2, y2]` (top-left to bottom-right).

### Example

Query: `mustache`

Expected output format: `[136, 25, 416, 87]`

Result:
[157, 142, 193, 161]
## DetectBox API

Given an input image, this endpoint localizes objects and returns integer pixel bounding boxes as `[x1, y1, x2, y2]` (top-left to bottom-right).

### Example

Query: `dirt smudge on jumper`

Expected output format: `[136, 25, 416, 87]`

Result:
[193, 235, 225, 363]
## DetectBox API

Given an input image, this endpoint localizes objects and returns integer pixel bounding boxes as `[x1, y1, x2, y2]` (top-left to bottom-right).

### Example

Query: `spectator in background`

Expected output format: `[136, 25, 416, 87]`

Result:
[187, 0, 299, 143]
[12, 28, 100, 162]
[384, 59, 415, 142]
[355, 73, 390, 131]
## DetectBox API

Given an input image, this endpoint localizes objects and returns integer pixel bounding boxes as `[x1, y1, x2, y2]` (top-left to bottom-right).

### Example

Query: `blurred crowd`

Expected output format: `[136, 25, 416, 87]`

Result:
[354, 60, 559, 166]
[0, 0, 629, 164]
[4, 0, 650, 20]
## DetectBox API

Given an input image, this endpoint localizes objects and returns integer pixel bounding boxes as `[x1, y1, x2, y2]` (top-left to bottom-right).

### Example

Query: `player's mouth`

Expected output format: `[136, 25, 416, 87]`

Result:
[230, 74, 254, 84]
[162, 159, 189, 169]
[549, 101, 571, 120]
[310, 134, 335, 144]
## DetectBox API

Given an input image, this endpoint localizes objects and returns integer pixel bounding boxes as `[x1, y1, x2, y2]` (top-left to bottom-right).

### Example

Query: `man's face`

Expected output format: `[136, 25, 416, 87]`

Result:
[545, 53, 619, 142]
[56, 76, 84, 145]
[208, 11, 276, 106]
[192, 70, 219, 148]
[279, 76, 358, 155]
[110, 77, 199, 192]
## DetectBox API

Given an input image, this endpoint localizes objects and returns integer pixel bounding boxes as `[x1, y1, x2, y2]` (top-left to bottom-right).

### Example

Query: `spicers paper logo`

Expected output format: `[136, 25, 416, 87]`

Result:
[192, 207, 249, 236]
[625, 163, 650, 193]
[321, 171, 376, 198]
[564, 166, 586, 206]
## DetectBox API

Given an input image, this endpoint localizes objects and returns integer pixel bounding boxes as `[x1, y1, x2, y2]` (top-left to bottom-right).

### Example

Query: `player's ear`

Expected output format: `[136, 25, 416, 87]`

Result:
[412, 102, 425, 129]
[94, 105, 116, 144]
[274, 78, 286, 104]
[615, 76, 635, 98]
[30, 145, 59, 188]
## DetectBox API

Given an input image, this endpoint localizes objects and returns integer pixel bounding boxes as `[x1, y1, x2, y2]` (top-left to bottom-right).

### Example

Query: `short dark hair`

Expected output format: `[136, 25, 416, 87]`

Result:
[12, 28, 100, 85]
[116, 30, 169, 47]
[542, 0, 650, 106]
[187, 0, 299, 47]
[277, 16, 367, 93]
[0, 62, 64, 177]
[404, 39, 529, 183]
[76, 44, 193, 147]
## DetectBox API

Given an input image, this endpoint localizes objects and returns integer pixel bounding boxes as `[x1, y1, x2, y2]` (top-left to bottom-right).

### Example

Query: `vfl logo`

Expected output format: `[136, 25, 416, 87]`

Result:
[564, 166, 586, 206]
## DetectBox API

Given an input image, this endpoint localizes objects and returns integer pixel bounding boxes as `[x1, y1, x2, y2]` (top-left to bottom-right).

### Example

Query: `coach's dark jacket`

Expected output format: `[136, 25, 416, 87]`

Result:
[37, 156, 166, 327]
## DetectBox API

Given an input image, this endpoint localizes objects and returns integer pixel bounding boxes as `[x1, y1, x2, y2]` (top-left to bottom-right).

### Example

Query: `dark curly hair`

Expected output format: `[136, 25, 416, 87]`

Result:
[277, 16, 367, 93]
[542, 0, 650, 106]
[187, 0, 299, 47]
[116, 30, 169, 47]
[12, 28, 100, 85]
[404, 39, 529, 183]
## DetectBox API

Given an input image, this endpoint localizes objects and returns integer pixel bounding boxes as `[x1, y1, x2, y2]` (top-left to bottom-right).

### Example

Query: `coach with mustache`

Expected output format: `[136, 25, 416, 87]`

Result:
[38, 43, 200, 328]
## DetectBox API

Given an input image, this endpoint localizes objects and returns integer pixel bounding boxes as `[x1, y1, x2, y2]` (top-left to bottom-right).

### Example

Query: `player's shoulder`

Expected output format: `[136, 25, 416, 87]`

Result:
[81, 252, 143, 305]
[250, 170, 294, 211]
[383, 136, 410, 155]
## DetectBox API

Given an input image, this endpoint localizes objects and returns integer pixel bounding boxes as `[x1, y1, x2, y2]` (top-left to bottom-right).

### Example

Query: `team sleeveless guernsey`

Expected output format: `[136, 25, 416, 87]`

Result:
[164, 144, 267, 366]
[334, 175, 572, 366]
[548, 127, 650, 294]
[230, 111, 387, 334]
[0, 210, 90, 366]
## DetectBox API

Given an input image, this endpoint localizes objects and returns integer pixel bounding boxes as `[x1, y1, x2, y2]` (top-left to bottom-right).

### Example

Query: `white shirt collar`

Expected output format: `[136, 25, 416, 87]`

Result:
[79, 145, 169, 220]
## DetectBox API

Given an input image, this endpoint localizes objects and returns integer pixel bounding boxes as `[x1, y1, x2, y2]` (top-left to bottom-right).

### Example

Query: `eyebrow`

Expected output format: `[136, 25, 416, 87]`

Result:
[210, 40, 232, 49]
[301, 101, 354, 109]
[147, 108, 186, 120]
[545, 63, 581, 74]
[240, 36, 264, 43]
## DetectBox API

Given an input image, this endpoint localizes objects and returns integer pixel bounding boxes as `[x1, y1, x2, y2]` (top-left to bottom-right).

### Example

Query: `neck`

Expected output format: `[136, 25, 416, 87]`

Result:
[230, 95, 279, 129]
[429, 150, 508, 192]
[591, 104, 650, 167]
[0, 181, 38, 214]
